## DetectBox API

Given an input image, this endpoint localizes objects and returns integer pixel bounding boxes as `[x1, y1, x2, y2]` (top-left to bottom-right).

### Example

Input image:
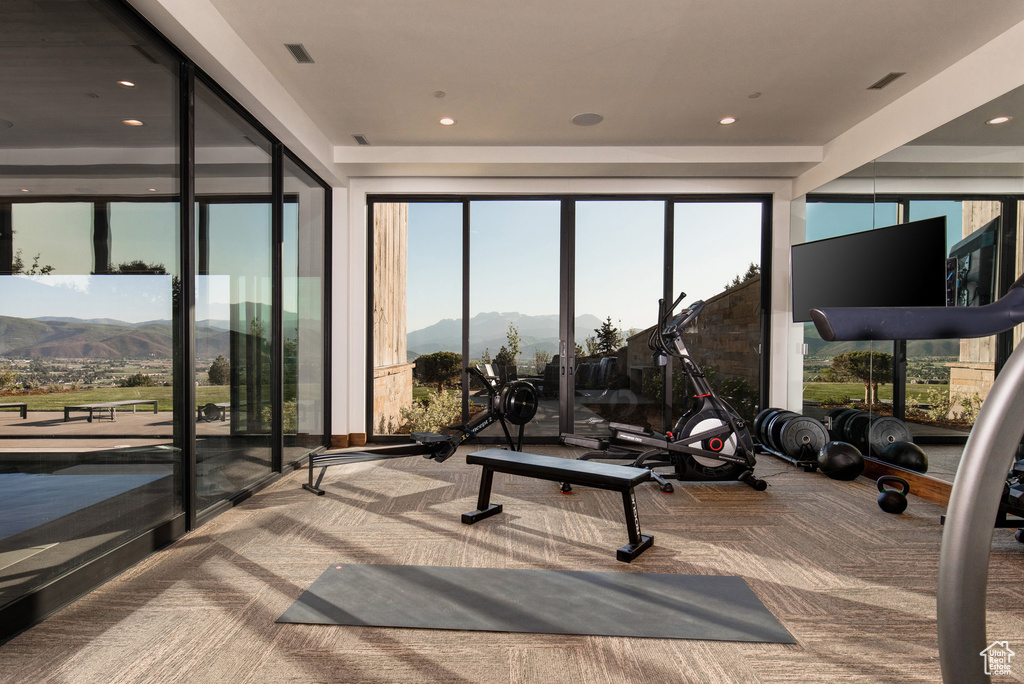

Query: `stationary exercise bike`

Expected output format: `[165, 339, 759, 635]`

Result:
[561, 293, 767, 492]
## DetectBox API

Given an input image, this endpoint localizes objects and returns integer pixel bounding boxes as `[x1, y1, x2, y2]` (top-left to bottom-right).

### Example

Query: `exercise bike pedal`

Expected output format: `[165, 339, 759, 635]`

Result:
[660, 482, 674, 493]
[560, 482, 572, 494]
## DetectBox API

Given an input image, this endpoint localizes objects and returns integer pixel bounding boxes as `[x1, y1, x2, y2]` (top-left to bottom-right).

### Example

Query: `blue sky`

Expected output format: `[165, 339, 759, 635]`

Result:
[406, 200, 764, 333]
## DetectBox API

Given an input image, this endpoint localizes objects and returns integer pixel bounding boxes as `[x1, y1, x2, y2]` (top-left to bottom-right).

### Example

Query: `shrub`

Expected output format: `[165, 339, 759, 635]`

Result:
[118, 373, 155, 388]
[926, 387, 952, 421]
[400, 389, 461, 433]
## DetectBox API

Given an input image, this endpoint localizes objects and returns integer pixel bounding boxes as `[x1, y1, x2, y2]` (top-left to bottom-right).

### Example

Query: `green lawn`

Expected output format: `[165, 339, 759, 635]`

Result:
[802, 382, 948, 404]
[3, 386, 230, 412]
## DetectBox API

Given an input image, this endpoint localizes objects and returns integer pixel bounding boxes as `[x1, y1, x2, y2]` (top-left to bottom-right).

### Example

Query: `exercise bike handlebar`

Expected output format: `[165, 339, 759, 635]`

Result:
[810, 276, 1024, 342]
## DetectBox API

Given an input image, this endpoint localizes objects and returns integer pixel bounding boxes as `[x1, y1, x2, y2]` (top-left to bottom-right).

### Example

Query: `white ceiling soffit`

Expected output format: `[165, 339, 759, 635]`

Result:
[333, 145, 823, 178]
[134, 0, 1024, 180]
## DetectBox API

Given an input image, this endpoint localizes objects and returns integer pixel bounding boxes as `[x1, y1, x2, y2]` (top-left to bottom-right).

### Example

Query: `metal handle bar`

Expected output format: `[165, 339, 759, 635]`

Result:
[810, 275, 1024, 341]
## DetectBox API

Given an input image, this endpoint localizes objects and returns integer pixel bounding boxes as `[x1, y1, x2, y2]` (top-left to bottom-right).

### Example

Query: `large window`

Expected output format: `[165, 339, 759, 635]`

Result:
[369, 196, 769, 443]
[194, 82, 275, 510]
[0, 0, 182, 619]
[283, 156, 328, 463]
[0, 0, 330, 641]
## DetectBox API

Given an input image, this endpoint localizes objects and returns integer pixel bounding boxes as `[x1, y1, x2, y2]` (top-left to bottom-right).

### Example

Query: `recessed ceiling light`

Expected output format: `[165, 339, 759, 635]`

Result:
[148, 188, 157, 192]
[571, 112, 603, 126]
[20, 188, 29, 192]
[748, 92, 762, 99]
[986, 116, 1013, 125]
[122, 119, 145, 126]
[719, 116, 737, 125]
[118, 80, 136, 88]
[439, 117, 456, 126]
[434, 91, 446, 99]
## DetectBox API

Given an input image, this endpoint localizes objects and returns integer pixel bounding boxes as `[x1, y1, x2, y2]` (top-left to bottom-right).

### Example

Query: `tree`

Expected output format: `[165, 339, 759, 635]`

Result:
[830, 350, 893, 403]
[415, 351, 462, 392]
[105, 260, 167, 275]
[534, 349, 551, 372]
[505, 323, 521, 364]
[725, 262, 760, 290]
[12, 250, 54, 275]
[592, 316, 623, 355]
[208, 355, 230, 385]
[481, 348, 492, 364]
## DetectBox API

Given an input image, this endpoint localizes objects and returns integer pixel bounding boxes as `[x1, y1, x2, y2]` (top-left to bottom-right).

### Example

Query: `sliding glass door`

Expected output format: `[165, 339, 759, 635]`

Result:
[369, 195, 770, 443]
[574, 201, 665, 434]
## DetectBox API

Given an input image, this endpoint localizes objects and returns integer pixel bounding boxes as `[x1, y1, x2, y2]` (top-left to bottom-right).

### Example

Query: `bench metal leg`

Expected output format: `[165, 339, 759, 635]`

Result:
[462, 467, 503, 524]
[303, 459, 328, 496]
[617, 487, 653, 562]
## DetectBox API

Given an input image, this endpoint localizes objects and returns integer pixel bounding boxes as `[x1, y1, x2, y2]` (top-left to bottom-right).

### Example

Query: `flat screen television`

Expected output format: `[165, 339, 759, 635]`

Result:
[791, 216, 948, 323]
[949, 216, 999, 307]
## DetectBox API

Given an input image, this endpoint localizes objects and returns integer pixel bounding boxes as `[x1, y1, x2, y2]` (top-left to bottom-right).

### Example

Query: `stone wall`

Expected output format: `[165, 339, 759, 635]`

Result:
[680, 275, 762, 389]
[624, 276, 761, 392]
[372, 203, 414, 435]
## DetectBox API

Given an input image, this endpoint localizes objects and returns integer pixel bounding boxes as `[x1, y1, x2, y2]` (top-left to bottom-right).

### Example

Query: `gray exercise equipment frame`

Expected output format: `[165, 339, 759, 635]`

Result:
[812, 274, 1024, 684]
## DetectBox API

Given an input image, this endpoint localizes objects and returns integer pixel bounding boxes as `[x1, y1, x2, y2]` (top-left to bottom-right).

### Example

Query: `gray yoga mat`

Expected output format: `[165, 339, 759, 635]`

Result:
[277, 563, 794, 643]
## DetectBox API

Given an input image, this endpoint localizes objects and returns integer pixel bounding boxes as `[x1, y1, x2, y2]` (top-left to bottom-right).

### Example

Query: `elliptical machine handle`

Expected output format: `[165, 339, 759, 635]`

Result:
[665, 299, 705, 337]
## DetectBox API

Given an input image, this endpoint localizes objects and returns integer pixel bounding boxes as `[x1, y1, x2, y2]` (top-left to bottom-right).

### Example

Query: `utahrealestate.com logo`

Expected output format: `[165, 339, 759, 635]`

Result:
[981, 641, 1015, 676]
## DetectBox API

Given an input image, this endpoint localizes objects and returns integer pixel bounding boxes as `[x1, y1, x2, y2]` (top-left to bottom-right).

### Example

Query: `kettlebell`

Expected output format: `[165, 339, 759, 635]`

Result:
[877, 476, 909, 514]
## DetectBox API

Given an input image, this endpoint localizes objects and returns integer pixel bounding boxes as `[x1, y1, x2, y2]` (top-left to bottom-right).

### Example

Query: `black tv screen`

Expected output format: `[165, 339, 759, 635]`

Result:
[791, 216, 947, 323]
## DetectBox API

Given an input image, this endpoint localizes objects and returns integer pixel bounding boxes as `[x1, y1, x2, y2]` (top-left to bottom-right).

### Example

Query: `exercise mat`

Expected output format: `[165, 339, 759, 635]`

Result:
[277, 564, 795, 643]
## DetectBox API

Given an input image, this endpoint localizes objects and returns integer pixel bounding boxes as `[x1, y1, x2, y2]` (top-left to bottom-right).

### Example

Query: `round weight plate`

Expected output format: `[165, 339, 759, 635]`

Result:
[867, 416, 912, 457]
[827, 406, 853, 419]
[753, 408, 782, 445]
[766, 410, 799, 452]
[779, 416, 829, 458]
[828, 408, 859, 441]
[843, 411, 871, 446]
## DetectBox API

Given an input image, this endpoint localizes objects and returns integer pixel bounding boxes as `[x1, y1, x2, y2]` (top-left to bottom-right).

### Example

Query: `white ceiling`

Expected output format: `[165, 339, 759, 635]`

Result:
[207, 0, 1024, 153]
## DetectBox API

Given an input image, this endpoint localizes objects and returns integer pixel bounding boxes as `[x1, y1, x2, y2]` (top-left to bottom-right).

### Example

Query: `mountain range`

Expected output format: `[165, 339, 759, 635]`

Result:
[803, 323, 958, 358]
[0, 316, 231, 359]
[407, 311, 605, 359]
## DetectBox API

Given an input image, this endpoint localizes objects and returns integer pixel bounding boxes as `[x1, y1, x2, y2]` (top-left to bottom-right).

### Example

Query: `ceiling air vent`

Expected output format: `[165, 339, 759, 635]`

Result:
[867, 72, 906, 90]
[285, 43, 314, 64]
[352, 134, 371, 146]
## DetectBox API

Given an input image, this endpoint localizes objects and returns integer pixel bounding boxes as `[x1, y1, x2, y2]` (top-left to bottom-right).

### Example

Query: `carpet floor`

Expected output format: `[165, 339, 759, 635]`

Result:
[0, 445, 1022, 683]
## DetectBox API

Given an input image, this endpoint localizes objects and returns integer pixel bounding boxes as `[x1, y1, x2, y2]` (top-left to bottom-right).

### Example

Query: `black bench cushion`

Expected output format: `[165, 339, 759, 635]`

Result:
[467, 448, 651, 490]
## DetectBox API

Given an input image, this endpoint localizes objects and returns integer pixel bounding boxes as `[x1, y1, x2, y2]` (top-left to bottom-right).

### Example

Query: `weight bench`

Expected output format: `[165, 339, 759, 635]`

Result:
[462, 448, 654, 562]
